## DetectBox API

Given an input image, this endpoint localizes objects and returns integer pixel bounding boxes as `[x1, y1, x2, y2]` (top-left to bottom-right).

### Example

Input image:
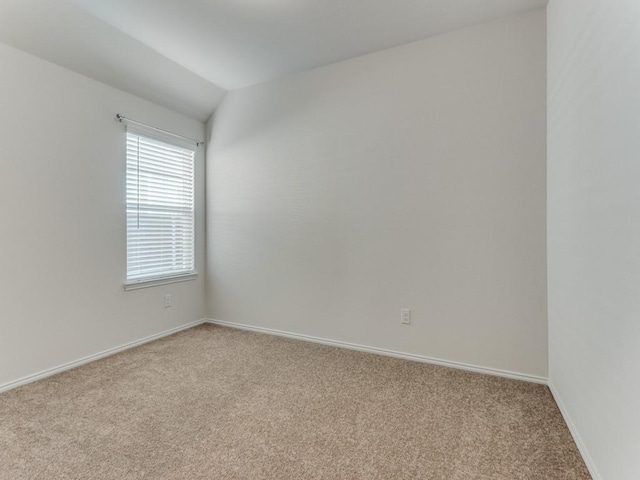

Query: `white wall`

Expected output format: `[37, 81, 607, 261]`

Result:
[0, 43, 207, 387]
[206, 10, 548, 378]
[547, 1, 640, 479]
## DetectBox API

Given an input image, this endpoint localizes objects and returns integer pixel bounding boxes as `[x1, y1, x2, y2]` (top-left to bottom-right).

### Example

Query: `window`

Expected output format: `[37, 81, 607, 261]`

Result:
[125, 128, 196, 288]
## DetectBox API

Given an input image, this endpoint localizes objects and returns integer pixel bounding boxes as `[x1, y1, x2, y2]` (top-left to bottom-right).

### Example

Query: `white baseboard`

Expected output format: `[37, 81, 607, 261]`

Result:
[548, 381, 601, 480]
[204, 319, 548, 385]
[0, 319, 207, 394]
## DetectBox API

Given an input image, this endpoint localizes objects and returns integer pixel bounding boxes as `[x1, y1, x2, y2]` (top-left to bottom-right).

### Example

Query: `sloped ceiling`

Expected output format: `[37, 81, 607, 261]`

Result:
[0, 0, 546, 121]
[0, 0, 226, 121]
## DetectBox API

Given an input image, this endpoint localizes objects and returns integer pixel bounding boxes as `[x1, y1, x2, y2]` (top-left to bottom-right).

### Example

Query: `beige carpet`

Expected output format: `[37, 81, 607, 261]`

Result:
[0, 324, 590, 479]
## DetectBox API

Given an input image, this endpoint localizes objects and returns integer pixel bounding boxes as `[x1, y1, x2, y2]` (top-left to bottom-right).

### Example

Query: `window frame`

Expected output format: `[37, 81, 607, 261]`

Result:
[123, 125, 198, 291]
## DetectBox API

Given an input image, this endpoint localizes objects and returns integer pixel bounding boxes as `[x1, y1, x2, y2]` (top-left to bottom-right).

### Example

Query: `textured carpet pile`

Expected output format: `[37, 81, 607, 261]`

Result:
[0, 324, 590, 479]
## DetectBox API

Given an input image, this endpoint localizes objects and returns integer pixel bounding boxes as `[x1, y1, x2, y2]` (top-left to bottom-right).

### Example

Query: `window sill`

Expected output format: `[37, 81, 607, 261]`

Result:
[123, 272, 199, 291]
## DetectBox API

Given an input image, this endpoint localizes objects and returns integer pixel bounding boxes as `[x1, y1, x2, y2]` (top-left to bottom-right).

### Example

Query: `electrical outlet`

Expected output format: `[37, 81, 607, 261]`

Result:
[164, 294, 172, 308]
[401, 309, 411, 325]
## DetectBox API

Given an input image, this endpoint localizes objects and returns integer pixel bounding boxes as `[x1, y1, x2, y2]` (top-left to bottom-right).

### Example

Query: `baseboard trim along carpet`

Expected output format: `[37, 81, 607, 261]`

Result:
[205, 319, 548, 385]
[549, 381, 601, 480]
[0, 319, 208, 394]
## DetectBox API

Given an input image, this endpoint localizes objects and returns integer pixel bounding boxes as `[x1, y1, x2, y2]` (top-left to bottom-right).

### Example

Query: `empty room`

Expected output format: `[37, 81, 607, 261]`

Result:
[0, 0, 637, 478]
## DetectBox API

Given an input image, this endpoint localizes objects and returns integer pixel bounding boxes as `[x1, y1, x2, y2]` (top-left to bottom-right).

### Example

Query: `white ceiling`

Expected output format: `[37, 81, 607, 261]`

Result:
[0, 0, 546, 121]
[0, 0, 226, 121]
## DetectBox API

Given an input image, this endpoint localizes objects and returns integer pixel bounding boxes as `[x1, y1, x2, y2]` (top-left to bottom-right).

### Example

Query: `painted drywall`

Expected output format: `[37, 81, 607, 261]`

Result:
[206, 10, 547, 378]
[0, 42, 206, 387]
[547, 1, 640, 478]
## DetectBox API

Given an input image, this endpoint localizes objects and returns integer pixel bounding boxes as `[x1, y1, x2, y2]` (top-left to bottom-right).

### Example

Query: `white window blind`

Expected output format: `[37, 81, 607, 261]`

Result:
[126, 129, 195, 283]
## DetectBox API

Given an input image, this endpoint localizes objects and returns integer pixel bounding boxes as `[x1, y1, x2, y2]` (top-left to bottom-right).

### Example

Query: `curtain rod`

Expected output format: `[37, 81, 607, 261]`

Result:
[116, 114, 204, 147]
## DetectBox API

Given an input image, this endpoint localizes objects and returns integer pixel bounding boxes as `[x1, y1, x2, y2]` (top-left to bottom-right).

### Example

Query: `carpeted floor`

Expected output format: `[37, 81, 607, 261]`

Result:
[0, 324, 590, 479]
